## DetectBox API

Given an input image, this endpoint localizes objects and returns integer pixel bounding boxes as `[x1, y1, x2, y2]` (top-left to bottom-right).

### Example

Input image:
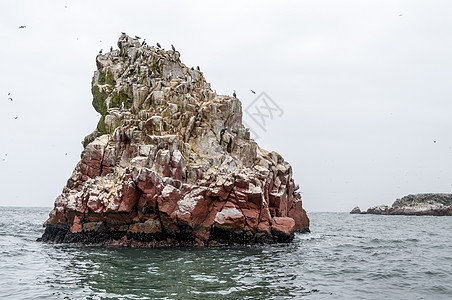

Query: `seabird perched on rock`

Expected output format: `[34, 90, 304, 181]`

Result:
[191, 67, 194, 71]
[196, 66, 200, 71]
[110, 46, 113, 52]
[233, 90, 236, 98]
[156, 42, 161, 48]
[18, 25, 26, 29]
[99, 49, 103, 54]
[142, 39, 146, 46]
[250, 90, 256, 94]
[171, 44, 176, 52]
[135, 35, 141, 39]
[220, 128, 228, 145]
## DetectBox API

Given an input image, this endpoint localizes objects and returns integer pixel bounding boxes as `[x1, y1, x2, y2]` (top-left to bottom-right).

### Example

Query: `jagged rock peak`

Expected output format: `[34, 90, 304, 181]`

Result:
[41, 34, 309, 247]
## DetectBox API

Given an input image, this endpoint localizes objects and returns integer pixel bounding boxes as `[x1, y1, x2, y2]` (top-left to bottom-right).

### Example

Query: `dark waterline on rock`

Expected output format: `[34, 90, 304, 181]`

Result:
[1, 207, 452, 299]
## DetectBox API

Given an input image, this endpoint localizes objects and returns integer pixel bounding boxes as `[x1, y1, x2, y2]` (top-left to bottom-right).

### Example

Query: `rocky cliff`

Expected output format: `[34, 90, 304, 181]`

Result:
[351, 193, 452, 216]
[41, 34, 309, 246]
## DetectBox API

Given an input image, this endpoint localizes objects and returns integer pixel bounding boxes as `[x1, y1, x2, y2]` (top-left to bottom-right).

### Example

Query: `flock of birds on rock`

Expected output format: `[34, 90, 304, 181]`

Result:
[98, 33, 262, 101]
[2, 30, 264, 163]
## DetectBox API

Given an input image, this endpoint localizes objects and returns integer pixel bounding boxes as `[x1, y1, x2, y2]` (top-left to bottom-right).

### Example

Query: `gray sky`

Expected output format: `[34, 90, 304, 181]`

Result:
[1, 0, 452, 212]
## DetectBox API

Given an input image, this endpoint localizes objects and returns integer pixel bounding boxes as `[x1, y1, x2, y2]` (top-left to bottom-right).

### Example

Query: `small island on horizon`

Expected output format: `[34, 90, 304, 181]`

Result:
[350, 193, 452, 216]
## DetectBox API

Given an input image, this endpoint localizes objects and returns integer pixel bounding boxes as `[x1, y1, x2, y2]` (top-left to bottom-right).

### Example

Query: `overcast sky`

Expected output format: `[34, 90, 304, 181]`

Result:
[1, 0, 452, 212]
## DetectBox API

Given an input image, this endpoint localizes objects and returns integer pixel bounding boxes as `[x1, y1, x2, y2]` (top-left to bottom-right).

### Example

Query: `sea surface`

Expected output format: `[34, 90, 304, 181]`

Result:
[1, 207, 451, 299]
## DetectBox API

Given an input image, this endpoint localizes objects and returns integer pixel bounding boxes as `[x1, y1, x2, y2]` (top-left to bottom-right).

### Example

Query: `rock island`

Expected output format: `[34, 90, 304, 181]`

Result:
[351, 193, 452, 216]
[41, 34, 309, 246]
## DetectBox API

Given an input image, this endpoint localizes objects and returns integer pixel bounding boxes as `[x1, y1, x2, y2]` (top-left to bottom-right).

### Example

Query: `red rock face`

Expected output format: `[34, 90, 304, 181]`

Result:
[41, 34, 309, 247]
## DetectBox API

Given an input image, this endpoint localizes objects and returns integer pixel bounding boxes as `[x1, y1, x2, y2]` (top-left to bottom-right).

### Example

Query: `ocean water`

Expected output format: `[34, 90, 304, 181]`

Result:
[1, 207, 451, 299]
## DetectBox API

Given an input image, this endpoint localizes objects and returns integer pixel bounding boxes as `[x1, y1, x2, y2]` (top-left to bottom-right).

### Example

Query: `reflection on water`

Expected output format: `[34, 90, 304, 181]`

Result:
[1, 207, 452, 299]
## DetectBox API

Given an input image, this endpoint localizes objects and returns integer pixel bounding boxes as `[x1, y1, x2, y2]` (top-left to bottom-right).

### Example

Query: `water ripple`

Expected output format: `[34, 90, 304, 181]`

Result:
[1, 208, 452, 299]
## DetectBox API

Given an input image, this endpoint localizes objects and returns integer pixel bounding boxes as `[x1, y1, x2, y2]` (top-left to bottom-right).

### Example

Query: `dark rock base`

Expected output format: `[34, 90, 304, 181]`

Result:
[39, 224, 310, 247]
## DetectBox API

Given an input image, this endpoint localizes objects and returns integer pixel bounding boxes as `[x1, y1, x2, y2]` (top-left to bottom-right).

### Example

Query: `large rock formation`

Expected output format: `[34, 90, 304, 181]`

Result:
[41, 34, 309, 246]
[351, 194, 452, 216]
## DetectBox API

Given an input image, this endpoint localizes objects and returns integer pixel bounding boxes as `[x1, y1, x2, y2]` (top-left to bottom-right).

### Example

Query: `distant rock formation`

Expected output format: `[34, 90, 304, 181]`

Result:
[351, 194, 452, 216]
[41, 34, 309, 247]
[349, 206, 361, 214]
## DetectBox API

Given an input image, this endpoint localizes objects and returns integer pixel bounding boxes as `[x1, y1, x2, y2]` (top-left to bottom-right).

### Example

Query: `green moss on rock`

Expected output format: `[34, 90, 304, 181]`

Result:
[106, 69, 115, 86]
[92, 85, 108, 115]
[97, 115, 107, 135]
[110, 91, 131, 109]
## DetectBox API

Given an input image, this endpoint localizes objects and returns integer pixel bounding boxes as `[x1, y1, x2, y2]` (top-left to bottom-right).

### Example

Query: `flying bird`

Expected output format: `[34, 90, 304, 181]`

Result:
[18, 25, 26, 29]
[250, 90, 256, 94]
[13, 116, 18, 119]
[233, 90, 236, 98]
[8, 97, 13, 101]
